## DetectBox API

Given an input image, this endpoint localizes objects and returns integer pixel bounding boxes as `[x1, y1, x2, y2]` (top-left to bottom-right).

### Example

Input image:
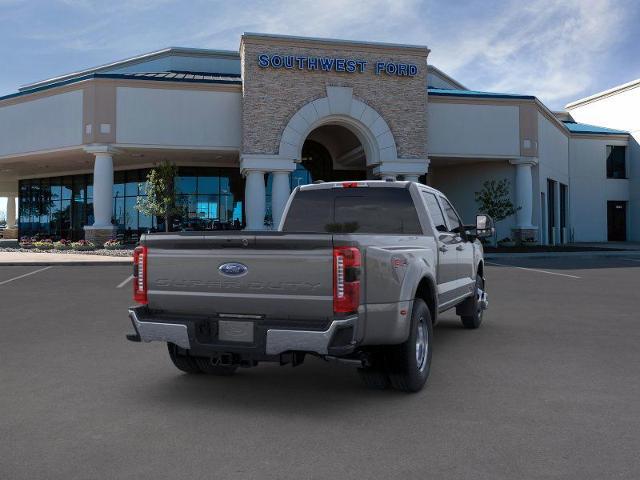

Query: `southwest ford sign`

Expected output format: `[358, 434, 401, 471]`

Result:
[257, 54, 418, 77]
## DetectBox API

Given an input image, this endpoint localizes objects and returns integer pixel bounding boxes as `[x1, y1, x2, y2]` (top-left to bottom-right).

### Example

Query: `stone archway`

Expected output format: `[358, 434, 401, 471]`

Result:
[240, 86, 429, 229]
[278, 86, 398, 169]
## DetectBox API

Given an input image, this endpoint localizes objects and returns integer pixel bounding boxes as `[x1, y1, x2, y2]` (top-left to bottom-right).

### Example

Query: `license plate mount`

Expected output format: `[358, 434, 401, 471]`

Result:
[218, 320, 254, 343]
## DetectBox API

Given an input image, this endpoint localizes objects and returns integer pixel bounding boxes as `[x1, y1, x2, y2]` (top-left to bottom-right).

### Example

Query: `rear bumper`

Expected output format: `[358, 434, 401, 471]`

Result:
[127, 306, 357, 358]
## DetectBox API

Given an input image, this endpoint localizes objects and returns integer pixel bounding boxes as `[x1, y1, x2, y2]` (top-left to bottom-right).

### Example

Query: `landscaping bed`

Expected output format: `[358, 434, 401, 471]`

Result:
[0, 237, 134, 256]
[0, 247, 133, 257]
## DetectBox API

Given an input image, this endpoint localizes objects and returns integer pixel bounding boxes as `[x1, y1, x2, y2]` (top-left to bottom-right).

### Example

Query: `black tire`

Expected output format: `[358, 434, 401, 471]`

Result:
[461, 275, 485, 329]
[195, 357, 238, 376]
[385, 298, 433, 393]
[357, 350, 390, 390]
[167, 343, 201, 374]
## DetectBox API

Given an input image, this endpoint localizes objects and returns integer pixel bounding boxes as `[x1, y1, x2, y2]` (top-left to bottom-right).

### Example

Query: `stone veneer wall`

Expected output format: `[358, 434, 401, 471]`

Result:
[240, 36, 429, 160]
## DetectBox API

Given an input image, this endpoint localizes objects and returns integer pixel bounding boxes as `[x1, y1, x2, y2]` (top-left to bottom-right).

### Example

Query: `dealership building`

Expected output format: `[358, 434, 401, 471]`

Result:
[0, 33, 637, 244]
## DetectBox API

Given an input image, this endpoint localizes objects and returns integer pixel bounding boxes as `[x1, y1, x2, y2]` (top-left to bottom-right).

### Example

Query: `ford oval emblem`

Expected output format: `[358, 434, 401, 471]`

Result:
[218, 262, 248, 277]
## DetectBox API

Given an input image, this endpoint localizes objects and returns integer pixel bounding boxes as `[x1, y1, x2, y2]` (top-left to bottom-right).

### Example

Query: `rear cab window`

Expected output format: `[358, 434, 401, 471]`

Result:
[282, 187, 422, 234]
[422, 191, 447, 232]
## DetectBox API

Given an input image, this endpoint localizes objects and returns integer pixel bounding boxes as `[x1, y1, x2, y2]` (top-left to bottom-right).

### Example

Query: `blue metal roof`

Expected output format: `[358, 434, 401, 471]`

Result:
[562, 121, 628, 135]
[427, 87, 535, 100]
[0, 71, 242, 102]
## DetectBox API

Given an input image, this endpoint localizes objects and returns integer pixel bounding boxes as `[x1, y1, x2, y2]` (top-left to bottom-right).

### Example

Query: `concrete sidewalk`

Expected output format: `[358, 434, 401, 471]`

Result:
[568, 242, 640, 251]
[0, 251, 132, 266]
[486, 250, 640, 260]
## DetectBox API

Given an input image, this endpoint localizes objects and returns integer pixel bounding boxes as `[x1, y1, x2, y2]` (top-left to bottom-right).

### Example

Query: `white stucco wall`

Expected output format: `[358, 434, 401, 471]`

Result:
[427, 102, 520, 157]
[536, 113, 570, 242]
[0, 90, 83, 157]
[569, 137, 629, 242]
[568, 86, 639, 241]
[429, 161, 517, 240]
[115, 87, 242, 148]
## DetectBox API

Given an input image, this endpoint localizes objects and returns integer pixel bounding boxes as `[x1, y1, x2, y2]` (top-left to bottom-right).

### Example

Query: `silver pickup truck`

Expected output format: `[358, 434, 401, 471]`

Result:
[127, 180, 493, 392]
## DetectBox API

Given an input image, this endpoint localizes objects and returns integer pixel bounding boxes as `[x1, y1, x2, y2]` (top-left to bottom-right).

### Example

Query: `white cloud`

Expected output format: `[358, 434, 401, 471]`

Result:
[3, 0, 635, 109]
[427, 0, 628, 107]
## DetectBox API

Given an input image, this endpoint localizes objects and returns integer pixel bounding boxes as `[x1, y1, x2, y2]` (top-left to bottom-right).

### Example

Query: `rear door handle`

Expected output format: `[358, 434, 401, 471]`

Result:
[439, 245, 448, 253]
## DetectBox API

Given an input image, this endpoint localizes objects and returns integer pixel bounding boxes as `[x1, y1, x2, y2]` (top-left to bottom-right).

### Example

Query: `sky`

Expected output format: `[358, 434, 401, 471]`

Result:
[1, 0, 640, 214]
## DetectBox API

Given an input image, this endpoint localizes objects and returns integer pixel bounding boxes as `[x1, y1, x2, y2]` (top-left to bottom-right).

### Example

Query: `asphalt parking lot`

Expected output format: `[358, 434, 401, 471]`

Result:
[1, 256, 639, 479]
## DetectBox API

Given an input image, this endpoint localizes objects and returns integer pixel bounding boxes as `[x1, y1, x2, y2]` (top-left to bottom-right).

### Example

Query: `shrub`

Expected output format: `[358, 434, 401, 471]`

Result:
[33, 239, 54, 250]
[54, 239, 73, 250]
[103, 239, 123, 250]
[71, 240, 96, 251]
[19, 236, 34, 249]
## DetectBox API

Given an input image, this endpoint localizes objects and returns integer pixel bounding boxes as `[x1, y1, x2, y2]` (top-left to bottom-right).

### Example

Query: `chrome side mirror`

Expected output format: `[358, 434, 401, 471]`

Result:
[475, 214, 495, 238]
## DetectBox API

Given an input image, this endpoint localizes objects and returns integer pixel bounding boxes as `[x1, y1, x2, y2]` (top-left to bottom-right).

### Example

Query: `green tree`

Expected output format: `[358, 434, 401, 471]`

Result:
[474, 179, 519, 243]
[136, 161, 181, 232]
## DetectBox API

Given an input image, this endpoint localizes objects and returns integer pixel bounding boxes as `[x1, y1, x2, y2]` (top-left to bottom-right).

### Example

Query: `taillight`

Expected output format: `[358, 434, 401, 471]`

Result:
[333, 246, 361, 314]
[133, 246, 148, 304]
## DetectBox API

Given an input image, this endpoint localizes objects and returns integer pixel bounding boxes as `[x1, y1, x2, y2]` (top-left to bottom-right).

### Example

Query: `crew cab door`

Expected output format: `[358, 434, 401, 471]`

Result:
[439, 195, 476, 299]
[421, 191, 458, 298]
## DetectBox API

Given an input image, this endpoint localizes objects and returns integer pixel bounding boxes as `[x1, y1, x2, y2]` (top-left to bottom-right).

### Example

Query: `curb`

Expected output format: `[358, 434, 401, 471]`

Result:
[485, 251, 640, 260]
[0, 261, 132, 266]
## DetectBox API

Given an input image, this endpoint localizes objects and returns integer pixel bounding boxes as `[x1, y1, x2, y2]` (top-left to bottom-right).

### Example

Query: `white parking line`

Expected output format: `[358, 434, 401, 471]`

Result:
[0, 266, 53, 286]
[117, 275, 133, 289]
[485, 261, 581, 279]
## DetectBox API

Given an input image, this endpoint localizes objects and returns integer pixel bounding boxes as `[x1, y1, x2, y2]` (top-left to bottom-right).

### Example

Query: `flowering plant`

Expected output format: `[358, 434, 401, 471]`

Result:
[71, 239, 96, 251]
[19, 236, 34, 249]
[54, 239, 73, 250]
[33, 239, 54, 250]
[103, 239, 123, 250]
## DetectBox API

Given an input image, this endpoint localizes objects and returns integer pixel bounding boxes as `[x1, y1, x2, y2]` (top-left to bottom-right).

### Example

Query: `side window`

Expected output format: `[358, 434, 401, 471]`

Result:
[422, 192, 447, 232]
[440, 197, 463, 233]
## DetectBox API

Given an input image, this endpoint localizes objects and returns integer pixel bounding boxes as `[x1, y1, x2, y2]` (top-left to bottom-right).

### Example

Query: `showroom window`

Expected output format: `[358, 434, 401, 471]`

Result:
[606, 145, 626, 179]
[173, 167, 245, 231]
[19, 174, 92, 240]
[18, 167, 245, 240]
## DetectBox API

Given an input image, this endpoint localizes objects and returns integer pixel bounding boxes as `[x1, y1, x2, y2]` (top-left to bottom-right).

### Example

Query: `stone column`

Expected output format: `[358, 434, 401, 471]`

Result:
[6, 195, 16, 228]
[509, 157, 538, 242]
[244, 170, 266, 230]
[373, 158, 429, 183]
[241, 154, 296, 231]
[2, 195, 18, 240]
[84, 145, 118, 244]
[271, 171, 291, 229]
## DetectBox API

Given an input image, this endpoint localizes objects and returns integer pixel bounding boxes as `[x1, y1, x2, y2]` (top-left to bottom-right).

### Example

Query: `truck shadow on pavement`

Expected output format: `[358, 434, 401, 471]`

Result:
[133, 320, 471, 416]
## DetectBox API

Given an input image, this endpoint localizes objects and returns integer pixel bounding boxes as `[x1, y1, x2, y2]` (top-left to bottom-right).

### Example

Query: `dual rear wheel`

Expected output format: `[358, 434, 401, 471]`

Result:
[358, 298, 433, 393]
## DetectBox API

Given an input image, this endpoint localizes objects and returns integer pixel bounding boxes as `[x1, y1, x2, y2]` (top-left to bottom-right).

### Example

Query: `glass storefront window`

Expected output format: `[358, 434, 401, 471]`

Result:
[18, 166, 244, 240]
[62, 178, 72, 200]
[113, 171, 125, 198]
[125, 197, 139, 231]
[199, 176, 219, 195]
[175, 175, 197, 195]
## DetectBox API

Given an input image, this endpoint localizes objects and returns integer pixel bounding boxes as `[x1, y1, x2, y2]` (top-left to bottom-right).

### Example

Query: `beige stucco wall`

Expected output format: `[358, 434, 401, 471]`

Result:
[116, 86, 242, 148]
[427, 101, 520, 157]
[240, 35, 428, 160]
[0, 90, 83, 157]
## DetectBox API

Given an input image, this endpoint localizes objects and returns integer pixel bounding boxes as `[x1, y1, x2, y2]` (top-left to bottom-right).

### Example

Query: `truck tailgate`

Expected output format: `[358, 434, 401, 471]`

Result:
[145, 233, 334, 320]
